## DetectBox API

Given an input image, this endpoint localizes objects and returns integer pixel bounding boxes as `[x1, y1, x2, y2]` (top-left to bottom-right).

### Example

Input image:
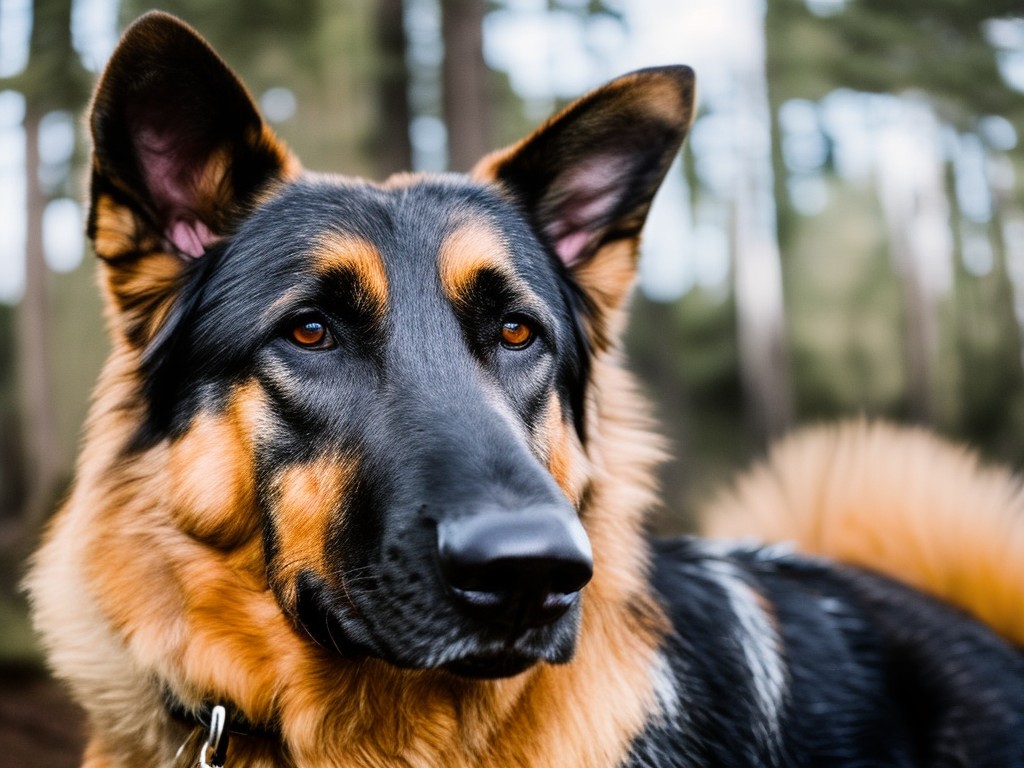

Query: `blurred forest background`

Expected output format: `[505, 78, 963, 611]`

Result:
[1, 0, 1024, 760]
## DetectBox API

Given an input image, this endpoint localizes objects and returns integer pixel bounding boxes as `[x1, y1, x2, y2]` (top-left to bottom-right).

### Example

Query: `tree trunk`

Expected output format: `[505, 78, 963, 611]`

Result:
[441, 0, 489, 171]
[16, 105, 60, 533]
[874, 102, 951, 426]
[1, 0, 89, 550]
[375, 0, 413, 177]
[732, 0, 792, 443]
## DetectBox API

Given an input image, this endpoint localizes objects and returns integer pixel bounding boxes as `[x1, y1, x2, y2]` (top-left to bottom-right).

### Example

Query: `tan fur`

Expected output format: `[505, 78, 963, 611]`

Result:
[312, 234, 390, 316]
[179, 144, 234, 225]
[572, 240, 636, 315]
[703, 419, 1024, 647]
[542, 396, 590, 508]
[570, 240, 641, 350]
[381, 171, 430, 190]
[269, 456, 356, 605]
[97, 244, 182, 346]
[167, 401, 260, 548]
[92, 193, 158, 261]
[436, 221, 533, 310]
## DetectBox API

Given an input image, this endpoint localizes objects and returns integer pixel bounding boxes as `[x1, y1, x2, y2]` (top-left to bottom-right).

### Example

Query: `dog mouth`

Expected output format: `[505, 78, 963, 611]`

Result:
[294, 571, 385, 658]
[291, 570, 579, 678]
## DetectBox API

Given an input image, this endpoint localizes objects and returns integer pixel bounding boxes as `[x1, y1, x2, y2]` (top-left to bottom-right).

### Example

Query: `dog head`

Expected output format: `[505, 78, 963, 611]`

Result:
[86, 12, 694, 680]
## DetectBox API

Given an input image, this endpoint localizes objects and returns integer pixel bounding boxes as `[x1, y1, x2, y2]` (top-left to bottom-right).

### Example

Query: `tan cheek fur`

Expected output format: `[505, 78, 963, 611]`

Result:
[268, 456, 356, 606]
[541, 395, 590, 508]
[167, 406, 260, 549]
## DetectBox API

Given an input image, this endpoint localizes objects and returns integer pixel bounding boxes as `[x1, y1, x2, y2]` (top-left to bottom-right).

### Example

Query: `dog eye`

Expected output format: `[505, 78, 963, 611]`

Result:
[289, 316, 334, 349]
[500, 318, 535, 350]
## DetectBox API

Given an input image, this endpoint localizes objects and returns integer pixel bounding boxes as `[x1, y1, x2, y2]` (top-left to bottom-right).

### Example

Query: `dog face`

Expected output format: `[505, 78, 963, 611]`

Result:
[87, 13, 694, 680]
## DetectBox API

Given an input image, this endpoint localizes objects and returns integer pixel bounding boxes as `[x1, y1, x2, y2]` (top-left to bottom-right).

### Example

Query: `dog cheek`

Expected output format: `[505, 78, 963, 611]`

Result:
[543, 396, 589, 508]
[266, 457, 357, 608]
[168, 411, 260, 548]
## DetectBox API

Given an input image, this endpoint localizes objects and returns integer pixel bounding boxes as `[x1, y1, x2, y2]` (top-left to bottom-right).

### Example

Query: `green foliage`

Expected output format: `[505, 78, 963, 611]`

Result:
[0, 0, 91, 110]
[769, 0, 1024, 130]
[785, 181, 908, 417]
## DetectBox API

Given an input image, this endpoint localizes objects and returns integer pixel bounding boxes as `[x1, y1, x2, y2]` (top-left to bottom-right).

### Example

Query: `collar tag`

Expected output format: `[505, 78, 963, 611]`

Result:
[198, 704, 229, 768]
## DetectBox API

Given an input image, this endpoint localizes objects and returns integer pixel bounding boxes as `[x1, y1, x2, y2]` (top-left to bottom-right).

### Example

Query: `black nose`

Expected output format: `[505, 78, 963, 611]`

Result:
[436, 506, 593, 629]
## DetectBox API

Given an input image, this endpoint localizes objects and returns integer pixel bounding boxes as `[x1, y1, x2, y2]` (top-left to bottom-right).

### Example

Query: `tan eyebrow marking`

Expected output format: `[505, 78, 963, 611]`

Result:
[312, 233, 389, 316]
[437, 218, 536, 308]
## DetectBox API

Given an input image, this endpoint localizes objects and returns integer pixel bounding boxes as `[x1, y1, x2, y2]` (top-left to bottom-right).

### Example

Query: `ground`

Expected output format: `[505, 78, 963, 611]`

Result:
[0, 666, 84, 767]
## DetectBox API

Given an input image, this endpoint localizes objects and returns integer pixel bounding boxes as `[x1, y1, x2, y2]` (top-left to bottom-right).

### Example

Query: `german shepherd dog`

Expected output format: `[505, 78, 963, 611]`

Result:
[28, 12, 1024, 767]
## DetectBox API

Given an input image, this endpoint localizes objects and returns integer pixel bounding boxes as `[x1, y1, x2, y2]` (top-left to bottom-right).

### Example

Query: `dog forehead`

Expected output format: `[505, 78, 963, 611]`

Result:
[231, 175, 550, 305]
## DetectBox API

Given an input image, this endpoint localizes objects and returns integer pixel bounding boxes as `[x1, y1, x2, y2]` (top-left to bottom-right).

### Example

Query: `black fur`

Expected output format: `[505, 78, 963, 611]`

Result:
[626, 540, 1024, 766]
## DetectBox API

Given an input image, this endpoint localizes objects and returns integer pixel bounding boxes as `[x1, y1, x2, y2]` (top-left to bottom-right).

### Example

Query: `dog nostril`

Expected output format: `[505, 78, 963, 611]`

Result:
[436, 507, 593, 629]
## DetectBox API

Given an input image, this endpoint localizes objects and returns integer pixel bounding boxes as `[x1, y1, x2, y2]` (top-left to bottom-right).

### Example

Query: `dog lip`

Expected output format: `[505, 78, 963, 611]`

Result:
[294, 571, 382, 658]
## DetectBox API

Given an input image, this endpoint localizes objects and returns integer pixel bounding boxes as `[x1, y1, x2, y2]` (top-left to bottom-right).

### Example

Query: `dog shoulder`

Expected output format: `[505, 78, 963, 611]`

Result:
[634, 539, 888, 766]
[633, 538, 1024, 767]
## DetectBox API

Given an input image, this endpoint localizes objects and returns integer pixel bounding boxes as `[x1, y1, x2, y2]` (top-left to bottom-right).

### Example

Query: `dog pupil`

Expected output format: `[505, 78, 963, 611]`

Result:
[502, 321, 530, 347]
[295, 321, 324, 345]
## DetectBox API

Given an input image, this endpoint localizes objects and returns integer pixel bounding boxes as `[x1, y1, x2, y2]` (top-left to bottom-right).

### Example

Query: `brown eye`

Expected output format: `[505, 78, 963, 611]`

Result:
[290, 318, 330, 348]
[500, 319, 534, 349]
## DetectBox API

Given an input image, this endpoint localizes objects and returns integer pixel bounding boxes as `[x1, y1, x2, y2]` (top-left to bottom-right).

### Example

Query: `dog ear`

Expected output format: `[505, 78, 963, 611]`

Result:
[473, 66, 695, 343]
[88, 11, 299, 347]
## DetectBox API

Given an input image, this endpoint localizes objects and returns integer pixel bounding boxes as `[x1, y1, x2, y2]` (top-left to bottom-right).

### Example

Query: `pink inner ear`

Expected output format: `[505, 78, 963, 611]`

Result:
[168, 218, 215, 259]
[555, 231, 592, 265]
[546, 156, 628, 267]
[135, 128, 220, 258]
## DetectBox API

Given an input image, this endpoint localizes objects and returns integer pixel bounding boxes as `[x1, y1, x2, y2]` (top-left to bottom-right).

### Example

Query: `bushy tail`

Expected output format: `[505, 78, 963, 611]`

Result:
[702, 420, 1024, 647]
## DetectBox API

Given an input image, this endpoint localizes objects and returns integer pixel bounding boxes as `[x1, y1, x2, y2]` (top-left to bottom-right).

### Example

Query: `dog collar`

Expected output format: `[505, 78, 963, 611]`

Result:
[165, 691, 280, 767]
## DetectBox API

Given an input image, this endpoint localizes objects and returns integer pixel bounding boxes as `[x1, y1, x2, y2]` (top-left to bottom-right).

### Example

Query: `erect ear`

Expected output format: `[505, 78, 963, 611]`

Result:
[472, 66, 695, 343]
[88, 11, 299, 347]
